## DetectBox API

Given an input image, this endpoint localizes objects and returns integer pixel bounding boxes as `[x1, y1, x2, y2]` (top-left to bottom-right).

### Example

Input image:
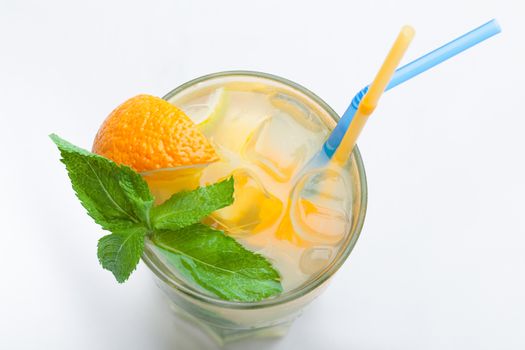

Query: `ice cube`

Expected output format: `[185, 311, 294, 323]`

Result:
[242, 111, 324, 182]
[204, 90, 271, 152]
[299, 247, 334, 275]
[289, 167, 352, 245]
[208, 168, 283, 236]
[269, 92, 325, 133]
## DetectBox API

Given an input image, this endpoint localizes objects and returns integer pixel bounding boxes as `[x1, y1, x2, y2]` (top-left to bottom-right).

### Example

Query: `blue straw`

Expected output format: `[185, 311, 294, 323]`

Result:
[323, 19, 501, 158]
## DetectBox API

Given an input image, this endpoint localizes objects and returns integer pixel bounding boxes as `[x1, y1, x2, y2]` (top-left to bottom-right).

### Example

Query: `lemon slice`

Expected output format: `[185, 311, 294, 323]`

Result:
[182, 87, 227, 134]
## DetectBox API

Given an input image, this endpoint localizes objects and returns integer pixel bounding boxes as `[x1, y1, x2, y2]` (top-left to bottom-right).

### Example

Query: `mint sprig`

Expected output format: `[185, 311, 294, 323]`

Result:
[51, 134, 282, 301]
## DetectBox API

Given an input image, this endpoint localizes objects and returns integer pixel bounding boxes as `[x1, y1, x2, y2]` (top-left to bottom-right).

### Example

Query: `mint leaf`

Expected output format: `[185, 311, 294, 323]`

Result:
[98, 227, 147, 282]
[50, 134, 154, 231]
[150, 177, 234, 230]
[152, 224, 282, 302]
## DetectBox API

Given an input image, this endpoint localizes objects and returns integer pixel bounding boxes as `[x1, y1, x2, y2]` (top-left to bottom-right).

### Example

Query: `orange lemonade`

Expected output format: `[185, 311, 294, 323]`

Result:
[143, 74, 356, 293]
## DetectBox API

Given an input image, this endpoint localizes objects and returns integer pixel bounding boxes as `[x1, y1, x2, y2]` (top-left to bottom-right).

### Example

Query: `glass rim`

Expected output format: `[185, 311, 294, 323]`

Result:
[141, 70, 368, 310]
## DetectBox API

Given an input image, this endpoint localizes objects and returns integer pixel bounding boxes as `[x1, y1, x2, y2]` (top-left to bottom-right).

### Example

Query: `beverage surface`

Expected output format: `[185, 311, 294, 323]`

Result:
[144, 76, 355, 293]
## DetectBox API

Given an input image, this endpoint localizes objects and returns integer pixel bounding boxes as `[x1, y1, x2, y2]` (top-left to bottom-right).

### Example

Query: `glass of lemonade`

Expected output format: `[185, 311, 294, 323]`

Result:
[141, 71, 367, 344]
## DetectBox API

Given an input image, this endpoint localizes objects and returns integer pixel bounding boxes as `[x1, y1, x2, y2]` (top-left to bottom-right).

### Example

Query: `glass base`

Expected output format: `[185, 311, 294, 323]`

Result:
[168, 300, 295, 346]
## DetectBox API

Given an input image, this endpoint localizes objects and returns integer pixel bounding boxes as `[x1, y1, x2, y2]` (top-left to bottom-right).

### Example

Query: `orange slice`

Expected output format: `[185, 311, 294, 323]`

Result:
[92, 94, 219, 172]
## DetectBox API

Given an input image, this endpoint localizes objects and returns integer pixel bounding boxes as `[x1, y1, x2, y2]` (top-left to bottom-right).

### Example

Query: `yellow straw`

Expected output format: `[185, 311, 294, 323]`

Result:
[332, 25, 415, 165]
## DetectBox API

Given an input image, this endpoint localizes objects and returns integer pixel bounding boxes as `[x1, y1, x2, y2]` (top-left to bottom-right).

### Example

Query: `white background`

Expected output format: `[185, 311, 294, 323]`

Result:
[1, 1, 524, 349]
